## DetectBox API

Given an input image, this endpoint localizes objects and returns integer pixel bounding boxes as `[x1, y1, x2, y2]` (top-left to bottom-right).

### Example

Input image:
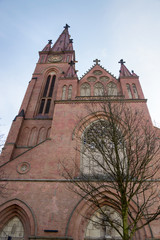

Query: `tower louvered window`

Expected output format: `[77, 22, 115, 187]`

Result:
[38, 75, 56, 114]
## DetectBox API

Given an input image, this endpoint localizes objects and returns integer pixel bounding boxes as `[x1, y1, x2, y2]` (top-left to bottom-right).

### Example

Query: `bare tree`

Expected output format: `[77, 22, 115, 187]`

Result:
[62, 101, 160, 240]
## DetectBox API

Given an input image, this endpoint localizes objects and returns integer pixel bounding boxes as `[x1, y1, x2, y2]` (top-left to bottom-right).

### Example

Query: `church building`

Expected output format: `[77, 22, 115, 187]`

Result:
[0, 25, 159, 240]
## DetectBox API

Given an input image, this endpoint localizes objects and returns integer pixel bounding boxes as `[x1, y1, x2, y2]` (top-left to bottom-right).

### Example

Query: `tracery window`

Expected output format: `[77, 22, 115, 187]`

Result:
[132, 84, 138, 99]
[107, 82, 117, 96]
[126, 84, 132, 99]
[68, 85, 72, 99]
[94, 82, 104, 96]
[62, 85, 66, 100]
[80, 83, 91, 96]
[0, 217, 24, 240]
[85, 206, 122, 239]
[81, 121, 126, 176]
[38, 74, 56, 114]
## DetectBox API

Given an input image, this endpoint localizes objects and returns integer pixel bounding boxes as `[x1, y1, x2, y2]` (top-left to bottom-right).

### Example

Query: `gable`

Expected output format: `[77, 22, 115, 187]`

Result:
[78, 64, 121, 96]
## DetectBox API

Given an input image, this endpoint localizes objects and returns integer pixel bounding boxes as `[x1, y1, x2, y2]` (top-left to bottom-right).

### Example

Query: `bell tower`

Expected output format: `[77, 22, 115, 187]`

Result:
[1, 24, 78, 163]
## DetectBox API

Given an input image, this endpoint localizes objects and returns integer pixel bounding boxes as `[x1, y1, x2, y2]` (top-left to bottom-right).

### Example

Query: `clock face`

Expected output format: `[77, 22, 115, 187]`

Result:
[48, 55, 62, 63]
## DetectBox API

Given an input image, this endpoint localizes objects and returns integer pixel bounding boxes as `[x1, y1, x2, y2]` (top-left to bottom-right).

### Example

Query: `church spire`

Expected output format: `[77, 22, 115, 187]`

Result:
[42, 40, 52, 51]
[51, 24, 73, 52]
[119, 59, 133, 77]
[64, 61, 77, 78]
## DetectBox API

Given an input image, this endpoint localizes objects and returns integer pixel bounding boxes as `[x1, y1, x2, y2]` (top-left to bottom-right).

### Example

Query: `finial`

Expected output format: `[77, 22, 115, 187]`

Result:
[93, 59, 101, 65]
[48, 40, 52, 44]
[64, 24, 70, 29]
[69, 39, 73, 43]
[68, 60, 75, 66]
[118, 59, 125, 65]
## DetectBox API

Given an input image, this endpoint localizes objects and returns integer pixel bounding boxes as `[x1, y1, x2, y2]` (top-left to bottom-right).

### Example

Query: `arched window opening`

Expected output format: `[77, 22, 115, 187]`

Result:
[126, 84, 132, 99]
[107, 82, 117, 96]
[43, 75, 51, 97]
[81, 121, 126, 176]
[66, 55, 70, 62]
[48, 75, 56, 97]
[28, 127, 37, 147]
[85, 206, 122, 239]
[132, 84, 138, 99]
[94, 82, 104, 96]
[62, 85, 67, 100]
[37, 127, 46, 144]
[38, 74, 56, 115]
[21, 127, 30, 146]
[80, 83, 91, 96]
[40, 55, 45, 63]
[68, 85, 72, 99]
[0, 217, 24, 240]
[47, 127, 51, 138]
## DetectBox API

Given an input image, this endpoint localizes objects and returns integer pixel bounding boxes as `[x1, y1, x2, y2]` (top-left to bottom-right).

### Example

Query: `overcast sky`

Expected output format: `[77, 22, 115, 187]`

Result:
[0, 0, 160, 141]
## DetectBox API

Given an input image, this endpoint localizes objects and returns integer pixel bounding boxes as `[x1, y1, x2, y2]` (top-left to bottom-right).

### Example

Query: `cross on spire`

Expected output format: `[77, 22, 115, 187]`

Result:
[118, 59, 126, 65]
[93, 59, 101, 65]
[48, 40, 52, 44]
[64, 24, 70, 30]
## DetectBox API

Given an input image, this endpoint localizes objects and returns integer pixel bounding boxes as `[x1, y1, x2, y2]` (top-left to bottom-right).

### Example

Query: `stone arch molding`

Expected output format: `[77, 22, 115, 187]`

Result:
[72, 111, 108, 140]
[41, 66, 62, 77]
[0, 199, 37, 237]
[66, 192, 153, 240]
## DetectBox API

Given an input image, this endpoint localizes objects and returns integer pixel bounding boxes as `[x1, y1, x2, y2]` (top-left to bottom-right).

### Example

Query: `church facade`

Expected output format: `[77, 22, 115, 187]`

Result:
[0, 25, 159, 240]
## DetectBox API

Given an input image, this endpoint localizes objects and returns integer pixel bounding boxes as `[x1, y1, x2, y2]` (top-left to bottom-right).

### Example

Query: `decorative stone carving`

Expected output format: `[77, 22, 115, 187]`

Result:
[17, 162, 30, 174]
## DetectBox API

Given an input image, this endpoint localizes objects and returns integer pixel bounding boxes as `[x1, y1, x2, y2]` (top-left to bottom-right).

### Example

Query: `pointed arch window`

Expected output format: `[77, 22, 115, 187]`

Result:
[107, 82, 117, 96]
[126, 84, 132, 99]
[0, 217, 24, 239]
[68, 85, 72, 99]
[85, 206, 122, 239]
[80, 83, 91, 96]
[94, 82, 104, 96]
[81, 121, 126, 176]
[62, 85, 67, 100]
[132, 84, 138, 99]
[38, 74, 56, 114]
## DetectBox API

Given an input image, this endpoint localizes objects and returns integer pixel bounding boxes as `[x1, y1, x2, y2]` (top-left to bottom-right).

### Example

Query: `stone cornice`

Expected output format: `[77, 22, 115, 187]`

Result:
[55, 98, 147, 104]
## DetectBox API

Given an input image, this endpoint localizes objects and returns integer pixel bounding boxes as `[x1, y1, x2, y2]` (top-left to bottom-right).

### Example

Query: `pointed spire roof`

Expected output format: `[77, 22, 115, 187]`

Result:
[42, 40, 52, 51]
[51, 24, 73, 52]
[119, 59, 133, 77]
[65, 61, 77, 78]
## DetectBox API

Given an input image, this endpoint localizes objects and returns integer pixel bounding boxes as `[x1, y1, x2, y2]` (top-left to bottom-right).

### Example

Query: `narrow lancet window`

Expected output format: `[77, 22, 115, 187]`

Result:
[48, 75, 56, 97]
[68, 85, 72, 99]
[62, 85, 67, 100]
[126, 84, 132, 99]
[132, 84, 138, 99]
[43, 75, 51, 97]
[38, 74, 56, 115]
